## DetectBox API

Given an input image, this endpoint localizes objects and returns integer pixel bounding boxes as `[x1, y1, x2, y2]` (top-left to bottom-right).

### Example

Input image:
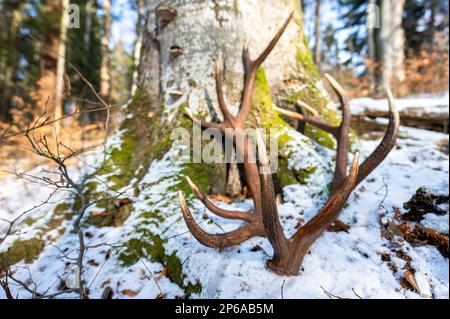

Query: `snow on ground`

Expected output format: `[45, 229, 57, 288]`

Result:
[350, 92, 449, 116]
[0, 98, 448, 299]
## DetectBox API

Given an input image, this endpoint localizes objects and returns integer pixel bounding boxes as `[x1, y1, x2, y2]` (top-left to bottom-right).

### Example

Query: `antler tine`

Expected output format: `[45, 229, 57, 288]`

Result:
[297, 100, 320, 118]
[185, 176, 252, 222]
[184, 107, 225, 132]
[237, 11, 294, 127]
[178, 192, 263, 249]
[324, 73, 349, 111]
[252, 10, 295, 69]
[324, 74, 352, 193]
[356, 90, 400, 185]
[274, 105, 338, 135]
[215, 52, 236, 127]
[294, 153, 360, 244]
[256, 131, 288, 255]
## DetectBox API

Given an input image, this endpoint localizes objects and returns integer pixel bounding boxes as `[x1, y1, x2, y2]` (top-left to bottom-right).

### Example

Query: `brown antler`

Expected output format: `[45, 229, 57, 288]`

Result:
[255, 131, 361, 275]
[275, 75, 400, 193]
[178, 12, 400, 276]
[256, 81, 399, 276]
[178, 11, 295, 249]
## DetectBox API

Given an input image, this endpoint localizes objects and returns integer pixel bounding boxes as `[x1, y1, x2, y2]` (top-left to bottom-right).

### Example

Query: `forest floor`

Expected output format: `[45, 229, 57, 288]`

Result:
[0, 93, 448, 299]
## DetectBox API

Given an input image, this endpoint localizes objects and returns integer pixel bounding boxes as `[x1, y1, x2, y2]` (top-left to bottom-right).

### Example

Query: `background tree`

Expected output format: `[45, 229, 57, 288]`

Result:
[100, 0, 112, 105]
[66, 0, 103, 123]
[313, 0, 322, 70]
[110, 41, 133, 104]
[0, 0, 23, 122]
[338, 0, 406, 91]
[34, 0, 66, 117]
[131, 0, 143, 95]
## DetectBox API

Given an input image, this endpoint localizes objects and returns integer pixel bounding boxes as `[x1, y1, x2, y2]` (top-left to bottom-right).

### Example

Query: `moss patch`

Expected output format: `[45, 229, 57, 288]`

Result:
[277, 158, 298, 187]
[118, 227, 201, 297]
[0, 238, 44, 271]
[101, 87, 173, 191]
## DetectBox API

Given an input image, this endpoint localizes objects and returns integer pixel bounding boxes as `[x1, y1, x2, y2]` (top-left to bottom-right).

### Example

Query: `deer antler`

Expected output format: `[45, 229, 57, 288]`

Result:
[179, 12, 400, 276]
[178, 11, 295, 249]
[275, 74, 400, 193]
[255, 131, 361, 275]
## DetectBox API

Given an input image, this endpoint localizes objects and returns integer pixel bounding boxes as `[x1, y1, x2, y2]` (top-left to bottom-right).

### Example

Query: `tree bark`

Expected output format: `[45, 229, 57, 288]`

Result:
[134, 0, 337, 194]
[428, 0, 437, 51]
[34, 0, 65, 119]
[84, 0, 94, 50]
[54, 0, 69, 136]
[131, 0, 144, 96]
[367, 0, 377, 93]
[140, 0, 332, 114]
[391, 0, 406, 83]
[313, 0, 321, 71]
[100, 0, 112, 103]
[378, 0, 405, 91]
[0, 1, 22, 122]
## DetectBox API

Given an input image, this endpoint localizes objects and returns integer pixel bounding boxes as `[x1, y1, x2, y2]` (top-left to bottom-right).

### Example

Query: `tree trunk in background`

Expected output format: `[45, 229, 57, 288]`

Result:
[54, 0, 69, 136]
[133, 0, 336, 194]
[100, 0, 112, 104]
[84, 0, 94, 50]
[0, 1, 21, 122]
[367, 0, 377, 93]
[131, 0, 144, 96]
[391, 0, 406, 83]
[428, 0, 437, 51]
[313, 0, 321, 71]
[378, 0, 405, 91]
[34, 0, 64, 118]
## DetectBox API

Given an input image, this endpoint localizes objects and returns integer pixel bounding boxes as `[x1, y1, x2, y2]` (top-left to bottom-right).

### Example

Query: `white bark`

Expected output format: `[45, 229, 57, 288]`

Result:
[391, 0, 406, 82]
[313, 0, 321, 70]
[101, 0, 112, 101]
[140, 0, 313, 116]
[54, 0, 69, 136]
[379, 0, 405, 90]
[131, 0, 144, 96]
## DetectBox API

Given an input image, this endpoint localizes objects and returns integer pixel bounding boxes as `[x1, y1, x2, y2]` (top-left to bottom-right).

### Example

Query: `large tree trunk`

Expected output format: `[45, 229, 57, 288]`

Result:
[139, 0, 336, 125]
[99, 0, 341, 294]
[126, 0, 338, 194]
